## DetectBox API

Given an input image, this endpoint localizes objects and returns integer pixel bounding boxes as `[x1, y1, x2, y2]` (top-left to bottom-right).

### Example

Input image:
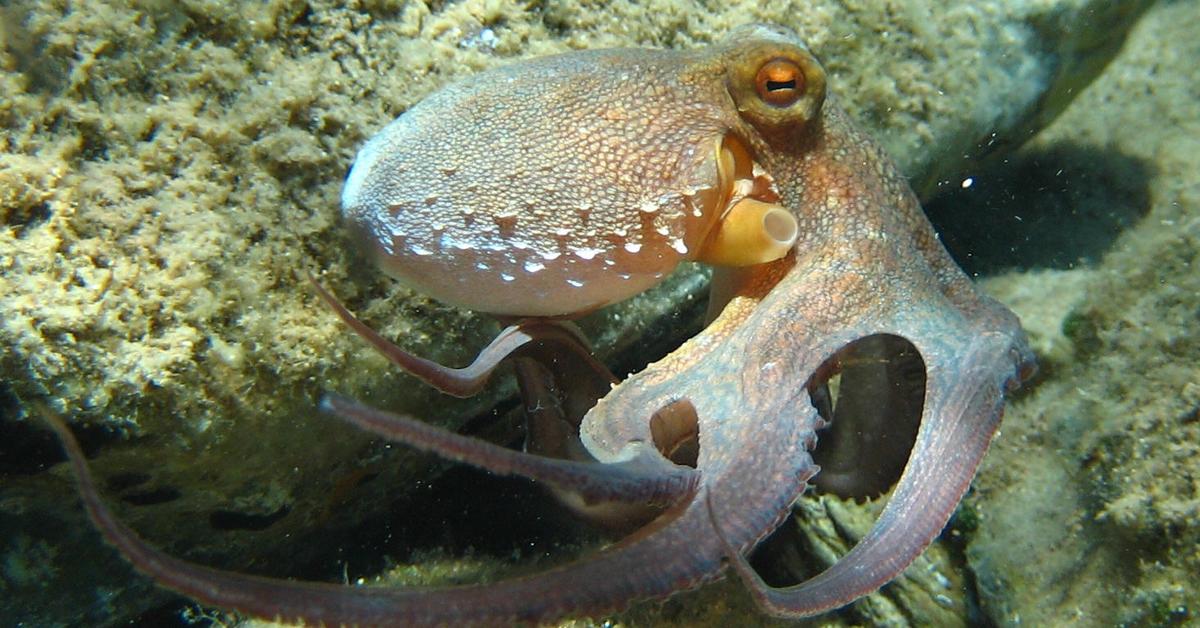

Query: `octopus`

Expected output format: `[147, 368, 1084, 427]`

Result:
[44, 24, 1035, 626]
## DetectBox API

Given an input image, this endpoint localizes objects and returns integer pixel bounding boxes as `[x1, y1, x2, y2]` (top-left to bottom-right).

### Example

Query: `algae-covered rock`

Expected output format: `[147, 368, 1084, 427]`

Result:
[772, 497, 971, 626]
[961, 1, 1200, 624]
[0, 0, 1152, 625]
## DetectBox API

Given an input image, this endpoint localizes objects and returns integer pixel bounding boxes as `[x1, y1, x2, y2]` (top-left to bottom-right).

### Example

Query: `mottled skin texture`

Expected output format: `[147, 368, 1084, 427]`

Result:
[341, 28, 810, 316]
[46, 24, 1033, 626]
[580, 99, 1033, 617]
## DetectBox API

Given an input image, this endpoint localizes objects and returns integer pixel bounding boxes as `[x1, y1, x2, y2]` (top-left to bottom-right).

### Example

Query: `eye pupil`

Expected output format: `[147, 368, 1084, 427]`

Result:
[755, 59, 805, 107]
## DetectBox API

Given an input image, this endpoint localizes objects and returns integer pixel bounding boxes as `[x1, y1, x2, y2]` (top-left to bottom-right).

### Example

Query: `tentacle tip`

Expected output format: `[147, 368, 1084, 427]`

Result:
[803, 463, 820, 484]
[306, 273, 328, 296]
[1014, 359, 1038, 389]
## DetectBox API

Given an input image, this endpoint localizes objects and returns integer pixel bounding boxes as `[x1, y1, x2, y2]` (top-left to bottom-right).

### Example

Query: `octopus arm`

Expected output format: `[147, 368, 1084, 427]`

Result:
[43, 404, 725, 626]
[311, 278, 614, 397]
[322, 394, 698, 507]
[711, 329, 1032, 617]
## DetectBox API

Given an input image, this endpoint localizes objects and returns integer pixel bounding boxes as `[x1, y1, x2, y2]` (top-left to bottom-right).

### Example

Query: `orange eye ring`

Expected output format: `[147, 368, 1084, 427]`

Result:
[754, 58, 805, 107]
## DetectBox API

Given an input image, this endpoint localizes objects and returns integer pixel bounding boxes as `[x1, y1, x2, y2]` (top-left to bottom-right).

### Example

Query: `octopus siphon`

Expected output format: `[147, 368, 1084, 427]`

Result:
[44, 23, 1035, 626]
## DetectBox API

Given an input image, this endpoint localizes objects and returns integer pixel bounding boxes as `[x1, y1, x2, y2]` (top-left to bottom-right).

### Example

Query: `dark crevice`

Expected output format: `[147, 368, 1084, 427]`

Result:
[121, 486, 183, 507]
[208, 505, 291, 532]
[0, 399, 66, 476]
[0, 393, 126, 476]
[107, 471, 152, 492]
[7, 202, 54, 236]
[748, 515, 821, 587]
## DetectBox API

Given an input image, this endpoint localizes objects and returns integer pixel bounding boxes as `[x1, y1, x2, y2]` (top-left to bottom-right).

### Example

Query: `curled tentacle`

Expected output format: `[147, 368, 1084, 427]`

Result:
[710, 330, 1033, 617]
[310, 276, 614, 397]
[40, 404, 729, 626]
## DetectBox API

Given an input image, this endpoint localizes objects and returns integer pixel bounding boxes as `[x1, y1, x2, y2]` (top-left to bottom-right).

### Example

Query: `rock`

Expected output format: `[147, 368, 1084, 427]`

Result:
[963, 1, 1200, 624]
[782, 498, 971, 626]
[0, 0, 1152, 624]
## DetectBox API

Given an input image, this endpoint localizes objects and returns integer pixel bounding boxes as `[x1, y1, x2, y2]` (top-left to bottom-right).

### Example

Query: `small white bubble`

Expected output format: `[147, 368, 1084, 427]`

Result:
[411, 244, 433, 256]
[638, 200, 658, 214]
[961, 177, 974, 189]
[500, 273, 515, 282]
[476, 261, 490, 270]
[566, 279, 584, 288]
[671, 238, 688, 255]
[524, 260, 545, 273]
[553, 227, 572, 237]
[655, 226, 670, 236]
[540, 250, 561, 261]
[573, 247, 603, 260]
[623, 242, 642, 254]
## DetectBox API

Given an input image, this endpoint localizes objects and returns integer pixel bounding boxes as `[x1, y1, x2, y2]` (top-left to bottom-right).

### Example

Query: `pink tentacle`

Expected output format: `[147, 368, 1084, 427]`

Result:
[710, 330, 1031, 617]
[41, 407, 727, 627]
[322, 394, 698, 507]
[310, 277, 614, 397]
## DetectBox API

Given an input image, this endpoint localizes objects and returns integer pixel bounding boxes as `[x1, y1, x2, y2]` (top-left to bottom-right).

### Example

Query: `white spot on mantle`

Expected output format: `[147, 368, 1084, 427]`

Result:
[573, 247, 603, 260]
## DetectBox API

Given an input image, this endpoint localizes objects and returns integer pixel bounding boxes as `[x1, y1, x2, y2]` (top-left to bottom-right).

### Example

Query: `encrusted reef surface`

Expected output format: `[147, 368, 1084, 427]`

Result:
[0, 0, 1159, 625]
[958, 1, 1200, 625]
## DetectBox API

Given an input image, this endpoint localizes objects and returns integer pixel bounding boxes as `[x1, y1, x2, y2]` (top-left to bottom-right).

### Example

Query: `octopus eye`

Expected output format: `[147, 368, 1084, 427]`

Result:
[755, 58, 805, 107]
[727, 43, 825, 138]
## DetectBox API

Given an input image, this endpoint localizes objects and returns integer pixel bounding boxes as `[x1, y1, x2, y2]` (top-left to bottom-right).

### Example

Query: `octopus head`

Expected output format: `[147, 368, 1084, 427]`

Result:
[340, 26, 829, 317]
